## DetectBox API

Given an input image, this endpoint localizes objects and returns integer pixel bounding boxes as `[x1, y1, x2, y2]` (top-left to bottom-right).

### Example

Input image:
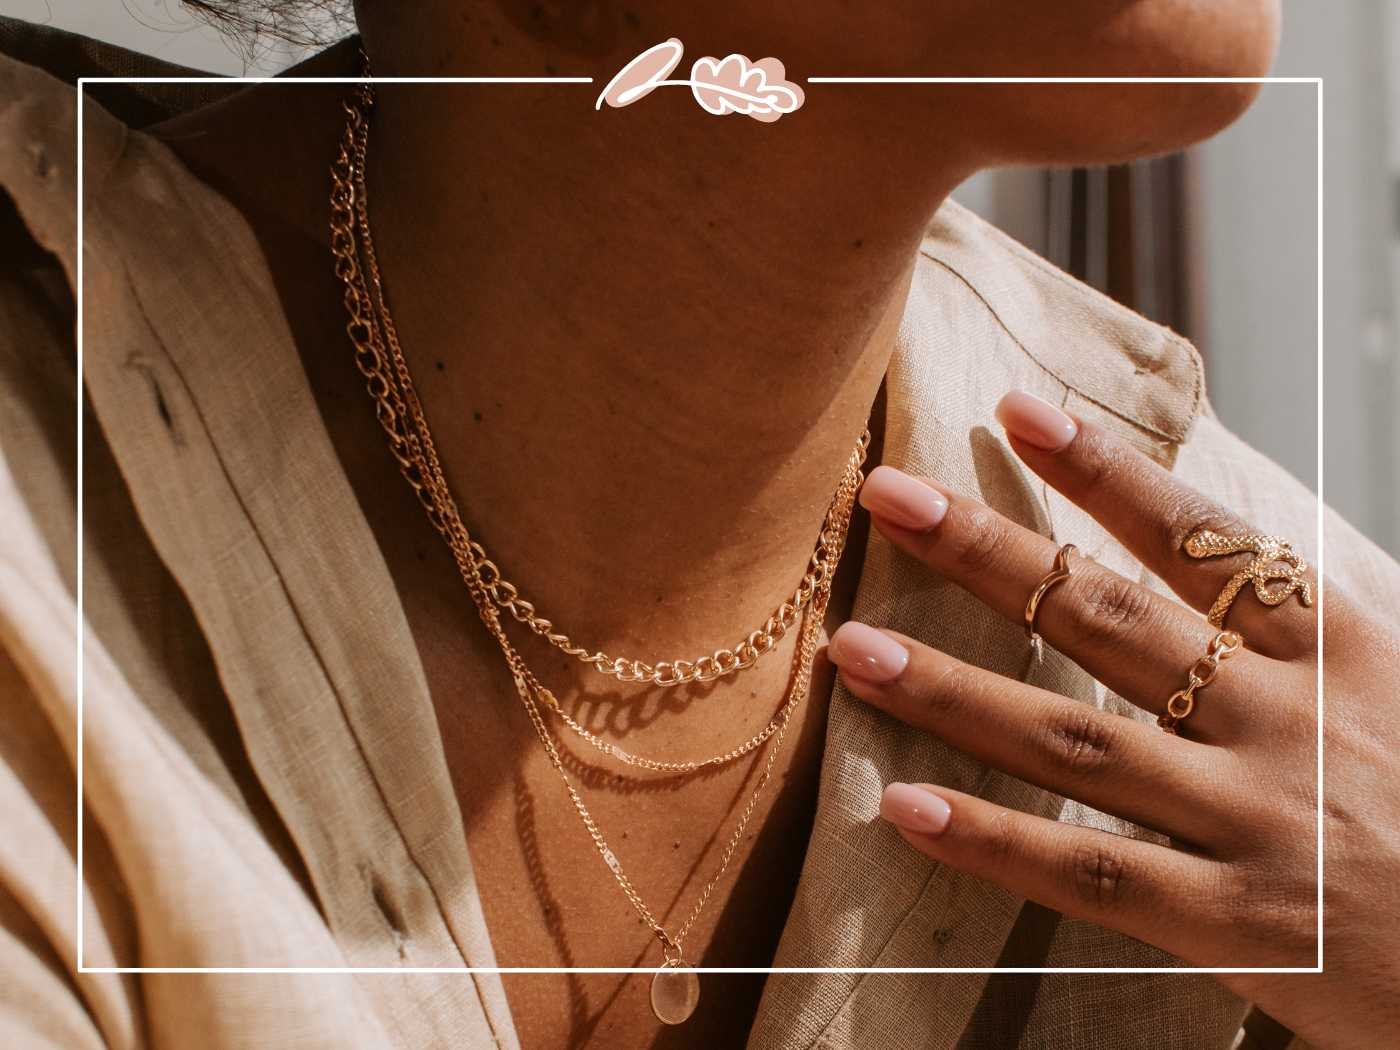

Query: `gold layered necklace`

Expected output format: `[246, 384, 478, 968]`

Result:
[329, 82, 867, 1024]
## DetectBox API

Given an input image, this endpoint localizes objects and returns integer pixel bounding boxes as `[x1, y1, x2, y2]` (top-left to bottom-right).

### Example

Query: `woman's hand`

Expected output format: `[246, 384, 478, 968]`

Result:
[827, 390, 1400, 1050]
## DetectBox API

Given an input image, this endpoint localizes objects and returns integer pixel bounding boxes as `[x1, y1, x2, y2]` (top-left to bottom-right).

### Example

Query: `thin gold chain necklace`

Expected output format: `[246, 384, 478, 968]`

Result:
[329, 83, 865, 1022]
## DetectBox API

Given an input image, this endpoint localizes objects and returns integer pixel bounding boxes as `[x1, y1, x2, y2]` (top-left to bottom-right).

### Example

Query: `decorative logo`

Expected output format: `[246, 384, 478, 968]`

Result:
[596, 38, 805, 123]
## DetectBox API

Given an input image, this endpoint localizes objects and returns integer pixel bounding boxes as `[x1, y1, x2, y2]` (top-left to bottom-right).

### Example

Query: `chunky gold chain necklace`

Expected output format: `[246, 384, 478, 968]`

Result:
[331, 115, 860, 698]
[484, 474, 861, 687]
[329, 83, 865, 1022]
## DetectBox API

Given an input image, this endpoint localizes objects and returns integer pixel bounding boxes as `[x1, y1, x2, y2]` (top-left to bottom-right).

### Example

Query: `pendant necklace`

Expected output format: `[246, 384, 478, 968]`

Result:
[329, 79, 866, 1024]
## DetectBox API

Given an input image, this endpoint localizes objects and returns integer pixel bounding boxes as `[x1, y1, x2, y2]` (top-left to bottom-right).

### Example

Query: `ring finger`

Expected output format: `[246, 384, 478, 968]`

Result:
[827, 623, 1242, 845]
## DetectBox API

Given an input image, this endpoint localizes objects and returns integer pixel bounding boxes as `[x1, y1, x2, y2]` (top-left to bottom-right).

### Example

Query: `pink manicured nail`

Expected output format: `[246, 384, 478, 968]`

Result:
[829, 622, 910, 682]
[995, 390, 1078, 452]
[880, 783, 952, 836]
[859, 466, 949, 531]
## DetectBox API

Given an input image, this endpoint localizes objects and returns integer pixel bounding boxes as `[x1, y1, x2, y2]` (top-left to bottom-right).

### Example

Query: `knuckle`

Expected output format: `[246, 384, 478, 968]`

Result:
[1072, 429, 1133, 494]
[920, 660, 977, 722]
[1161, 489, 1250, 555]
[1042, 707, 1117, 776]
[1069, 572, 1157, 647]
[981, 808, 1020, 871]
[1069, 843, 1129, 911]
[943, 505, 1007, 577]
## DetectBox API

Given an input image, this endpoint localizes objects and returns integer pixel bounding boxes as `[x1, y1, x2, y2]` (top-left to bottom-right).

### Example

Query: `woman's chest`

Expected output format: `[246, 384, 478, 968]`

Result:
[294, 306, 867, 1047]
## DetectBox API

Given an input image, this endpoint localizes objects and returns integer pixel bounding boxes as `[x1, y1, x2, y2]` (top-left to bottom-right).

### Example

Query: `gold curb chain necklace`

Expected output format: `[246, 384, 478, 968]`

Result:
[329, 81, 868, 1025]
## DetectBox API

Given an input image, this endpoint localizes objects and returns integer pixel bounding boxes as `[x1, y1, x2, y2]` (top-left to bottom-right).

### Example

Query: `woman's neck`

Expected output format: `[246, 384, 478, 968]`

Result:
[155, 36, 976, 658]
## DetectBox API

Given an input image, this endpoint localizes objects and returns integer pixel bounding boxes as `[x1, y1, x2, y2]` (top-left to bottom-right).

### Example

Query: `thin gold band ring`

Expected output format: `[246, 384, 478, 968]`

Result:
[1025, 543, 1077, 661]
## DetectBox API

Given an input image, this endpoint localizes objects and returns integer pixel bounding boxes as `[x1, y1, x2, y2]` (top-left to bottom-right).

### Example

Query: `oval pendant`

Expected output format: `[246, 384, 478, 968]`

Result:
[650, 961, 700, 1026]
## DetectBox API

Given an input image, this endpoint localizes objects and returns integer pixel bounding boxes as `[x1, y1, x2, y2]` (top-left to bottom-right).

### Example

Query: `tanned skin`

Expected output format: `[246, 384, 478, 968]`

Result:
[152, 3, 1279, 1045]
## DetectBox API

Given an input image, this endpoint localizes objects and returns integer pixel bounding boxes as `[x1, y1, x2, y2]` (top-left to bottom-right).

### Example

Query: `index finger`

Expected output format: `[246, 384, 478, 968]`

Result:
[993, 390, 1320, 659]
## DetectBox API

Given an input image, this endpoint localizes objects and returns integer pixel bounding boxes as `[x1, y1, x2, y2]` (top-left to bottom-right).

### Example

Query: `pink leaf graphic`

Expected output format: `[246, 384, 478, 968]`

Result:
[595, 38, 685, 110]
[689, 54, 804, 123]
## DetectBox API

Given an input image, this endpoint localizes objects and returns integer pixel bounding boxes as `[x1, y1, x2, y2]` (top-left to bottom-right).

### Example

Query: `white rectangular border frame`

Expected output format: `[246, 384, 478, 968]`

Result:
[75, 73, 1325, 976]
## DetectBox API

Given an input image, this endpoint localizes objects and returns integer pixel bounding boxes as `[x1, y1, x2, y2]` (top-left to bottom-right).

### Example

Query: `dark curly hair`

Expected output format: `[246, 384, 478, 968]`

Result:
[179, 0, 355, 47]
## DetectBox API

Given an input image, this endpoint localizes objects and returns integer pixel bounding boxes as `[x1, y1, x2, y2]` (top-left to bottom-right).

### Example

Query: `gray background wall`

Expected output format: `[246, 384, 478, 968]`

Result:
[1193, 0, 1397, 558]
[957, 1, 1399, 558]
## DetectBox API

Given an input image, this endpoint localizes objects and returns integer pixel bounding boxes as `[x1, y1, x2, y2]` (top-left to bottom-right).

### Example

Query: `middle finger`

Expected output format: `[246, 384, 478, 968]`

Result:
[858, 465, 1272, 741]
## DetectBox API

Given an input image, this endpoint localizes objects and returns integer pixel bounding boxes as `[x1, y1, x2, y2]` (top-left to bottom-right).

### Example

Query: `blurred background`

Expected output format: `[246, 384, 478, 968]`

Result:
[953, 1, 1400, 561]
[3, 0, 1397, 557]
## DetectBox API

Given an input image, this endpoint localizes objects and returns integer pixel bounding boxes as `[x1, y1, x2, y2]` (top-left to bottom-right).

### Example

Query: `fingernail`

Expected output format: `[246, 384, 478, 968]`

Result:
[880, 783, 952, 836]
[828, 622, 910, 683]
[859, 466, 949, 531]
[995, 390, 1078, 452]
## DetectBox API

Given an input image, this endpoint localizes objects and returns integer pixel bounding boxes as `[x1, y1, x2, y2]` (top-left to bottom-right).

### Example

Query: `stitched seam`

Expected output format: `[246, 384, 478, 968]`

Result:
[916, 242, 1203, 442]
[923, 205, 1203, 382]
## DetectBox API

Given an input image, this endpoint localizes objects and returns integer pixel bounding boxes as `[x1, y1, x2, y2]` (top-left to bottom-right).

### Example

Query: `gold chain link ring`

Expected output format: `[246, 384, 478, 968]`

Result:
[1158, 630, 1244, 735]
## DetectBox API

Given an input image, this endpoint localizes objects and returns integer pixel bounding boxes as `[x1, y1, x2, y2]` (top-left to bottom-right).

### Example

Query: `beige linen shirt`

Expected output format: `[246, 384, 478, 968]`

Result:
[2, 41, 1397, 1050]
